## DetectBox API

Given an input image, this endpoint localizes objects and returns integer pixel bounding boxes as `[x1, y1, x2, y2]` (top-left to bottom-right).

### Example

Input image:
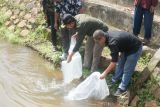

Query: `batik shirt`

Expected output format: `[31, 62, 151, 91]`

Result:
[55, 0, 82, 18]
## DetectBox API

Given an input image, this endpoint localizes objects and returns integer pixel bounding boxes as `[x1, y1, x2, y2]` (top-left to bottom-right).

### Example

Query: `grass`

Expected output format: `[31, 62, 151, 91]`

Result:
[0, 3, 62, 67]
[0, 26, 22, 44]
[137, 53, 152, 71]
[24, 26, 49, 44]
[136, 78, 160, 107]
[0, 10, 22, 44]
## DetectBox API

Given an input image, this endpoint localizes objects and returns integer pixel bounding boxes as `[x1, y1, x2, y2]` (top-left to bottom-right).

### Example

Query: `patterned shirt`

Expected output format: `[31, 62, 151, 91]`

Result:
[55, 0, 82, 18]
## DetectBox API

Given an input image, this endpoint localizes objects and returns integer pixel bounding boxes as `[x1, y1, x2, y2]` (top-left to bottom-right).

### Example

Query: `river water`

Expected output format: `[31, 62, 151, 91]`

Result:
[0, 40, 118, 107]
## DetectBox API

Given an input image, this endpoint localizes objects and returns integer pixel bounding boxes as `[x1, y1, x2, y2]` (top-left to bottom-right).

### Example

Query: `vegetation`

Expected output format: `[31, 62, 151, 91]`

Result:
[137, 53, 152, 71]
[0, 5, 61, 68]
[137, 78, 160, 107]
[0, 1, 159, 106]
[0, 11, 22, 44]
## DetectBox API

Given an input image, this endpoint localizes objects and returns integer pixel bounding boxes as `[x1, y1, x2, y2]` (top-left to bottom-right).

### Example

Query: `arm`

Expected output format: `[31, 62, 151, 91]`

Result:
[67, 26, 86, 63]
[67, 33, 85, 63]
[67, 52, 75, 63]
[54, 12, 59, 30]
[72, 32, 85, 53]
[100, 62, 116, 79]
[54, 3, 60, 30]
[100, 44, 119, 79]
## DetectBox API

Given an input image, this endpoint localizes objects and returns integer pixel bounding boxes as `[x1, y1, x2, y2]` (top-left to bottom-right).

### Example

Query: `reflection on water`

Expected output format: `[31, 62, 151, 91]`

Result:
[0, 40, 118, 107]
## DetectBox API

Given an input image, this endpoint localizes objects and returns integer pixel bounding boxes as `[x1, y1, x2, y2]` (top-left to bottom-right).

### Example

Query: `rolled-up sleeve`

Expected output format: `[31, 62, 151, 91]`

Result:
[108, 43, 119, 62]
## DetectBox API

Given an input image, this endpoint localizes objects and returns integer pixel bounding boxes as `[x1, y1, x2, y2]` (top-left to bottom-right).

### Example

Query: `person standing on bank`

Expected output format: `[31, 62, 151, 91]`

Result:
[40, 0, 51, 28]
[54, 0, 83, 59]
[93, 30, 142, 96]
[63, 14, 108, 72]
[133, 0, 158, 44]
[41, 0, 58, 52]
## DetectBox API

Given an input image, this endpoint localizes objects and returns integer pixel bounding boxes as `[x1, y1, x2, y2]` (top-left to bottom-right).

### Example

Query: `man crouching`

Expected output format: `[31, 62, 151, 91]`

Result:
[93, 30, 142, 96]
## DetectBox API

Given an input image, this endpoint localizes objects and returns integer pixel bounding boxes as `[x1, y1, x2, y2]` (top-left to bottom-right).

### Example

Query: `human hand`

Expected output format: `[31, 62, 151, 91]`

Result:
[150, 6, 155, 13]
[100, 72, 107, 79]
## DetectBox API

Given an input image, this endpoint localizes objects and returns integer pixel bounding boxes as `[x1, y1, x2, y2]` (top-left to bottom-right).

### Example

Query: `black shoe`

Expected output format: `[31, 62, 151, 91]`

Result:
[52, 46, 58, 52]
[113, 88, 127, 97]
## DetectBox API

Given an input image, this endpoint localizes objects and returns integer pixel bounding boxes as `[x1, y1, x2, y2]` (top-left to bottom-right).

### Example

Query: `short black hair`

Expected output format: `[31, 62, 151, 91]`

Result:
[93, 30, 106, 40]
[62, 14, 76, 25]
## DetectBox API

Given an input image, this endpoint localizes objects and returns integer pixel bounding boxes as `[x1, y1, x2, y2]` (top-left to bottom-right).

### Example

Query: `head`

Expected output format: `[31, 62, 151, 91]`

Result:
[62, 14, 76, 29]
[93, 30, 107, 46]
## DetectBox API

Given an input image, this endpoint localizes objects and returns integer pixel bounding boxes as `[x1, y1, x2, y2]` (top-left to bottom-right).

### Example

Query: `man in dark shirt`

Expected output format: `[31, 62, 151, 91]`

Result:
[93, 30, 142, 96]
[41, 0, 58, 51]
[62, 14, 108, 72]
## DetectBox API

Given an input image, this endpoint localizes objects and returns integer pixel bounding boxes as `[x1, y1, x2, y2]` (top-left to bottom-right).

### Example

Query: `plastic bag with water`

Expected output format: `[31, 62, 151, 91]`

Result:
[61, 37, 82, 84]
[65, 72, 110, 100]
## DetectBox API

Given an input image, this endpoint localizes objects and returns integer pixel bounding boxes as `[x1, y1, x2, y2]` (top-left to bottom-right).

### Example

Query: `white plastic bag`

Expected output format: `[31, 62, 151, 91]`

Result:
[68, 37, 76, 54]
[61, 37, 82, 84]
[65, 72, 110, 100]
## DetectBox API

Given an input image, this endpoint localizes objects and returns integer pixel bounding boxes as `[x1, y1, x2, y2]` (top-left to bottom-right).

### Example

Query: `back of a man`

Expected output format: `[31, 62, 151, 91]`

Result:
[73, 14, 108, 52]
[74, 14, 108, 72]
[107, 31, 142, 55]
[75, 14, 108, 38]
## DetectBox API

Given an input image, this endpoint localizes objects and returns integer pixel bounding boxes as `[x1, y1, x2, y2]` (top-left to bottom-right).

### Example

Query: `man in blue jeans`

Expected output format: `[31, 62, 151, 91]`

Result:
[133, 0, 158, 44]
[93, 30, 142, 96]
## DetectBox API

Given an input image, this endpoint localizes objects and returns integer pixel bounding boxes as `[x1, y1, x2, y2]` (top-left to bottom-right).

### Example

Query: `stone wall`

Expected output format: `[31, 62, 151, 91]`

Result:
[101, 0, 160, 15]
[84, 0, 160, 46]
[0, 0, 42, 37]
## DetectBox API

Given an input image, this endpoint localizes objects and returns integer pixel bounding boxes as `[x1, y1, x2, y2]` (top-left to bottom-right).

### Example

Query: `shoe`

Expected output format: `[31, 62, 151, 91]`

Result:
[52, 46, 58, 52]
[113, 88, 127, 97]
[60, 53, 68, 60]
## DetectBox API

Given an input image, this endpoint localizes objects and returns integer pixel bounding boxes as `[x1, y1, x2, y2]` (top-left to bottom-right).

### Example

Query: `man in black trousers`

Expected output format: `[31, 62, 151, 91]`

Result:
[41, 0, 58, 51]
